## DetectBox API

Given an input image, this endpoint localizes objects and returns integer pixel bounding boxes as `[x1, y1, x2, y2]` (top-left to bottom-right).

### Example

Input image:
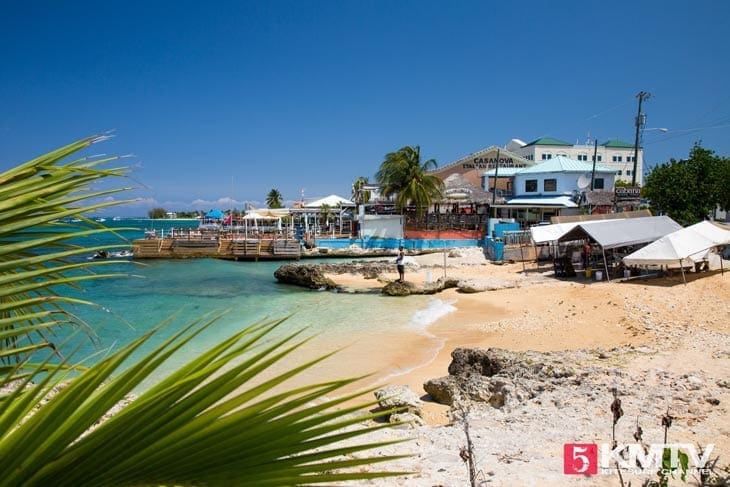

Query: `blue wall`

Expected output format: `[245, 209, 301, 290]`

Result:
[483, 221, 519, 261]
[314, 237, 480, 250]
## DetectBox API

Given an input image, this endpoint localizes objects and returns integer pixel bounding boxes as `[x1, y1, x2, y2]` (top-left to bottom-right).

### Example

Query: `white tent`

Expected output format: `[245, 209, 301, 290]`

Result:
[623, 221, 730, 268]
[242, 210, 283, 233]
[557, 215, 682, 250]
[531, 221, 602, 244]
[304, 194, 354, 208]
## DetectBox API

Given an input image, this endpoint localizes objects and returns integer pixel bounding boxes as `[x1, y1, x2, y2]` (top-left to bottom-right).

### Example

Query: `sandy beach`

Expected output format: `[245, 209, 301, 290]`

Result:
[316, 248, 730, 486]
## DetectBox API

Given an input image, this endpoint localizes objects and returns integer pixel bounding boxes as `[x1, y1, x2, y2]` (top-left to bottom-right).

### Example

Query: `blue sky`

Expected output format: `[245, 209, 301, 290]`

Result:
[1, 0, 728, 214]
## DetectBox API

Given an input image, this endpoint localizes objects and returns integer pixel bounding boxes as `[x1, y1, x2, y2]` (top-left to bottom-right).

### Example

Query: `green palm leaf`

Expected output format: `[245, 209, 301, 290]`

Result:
[375, 145, 444, 217]
[0, 136, 410, 485]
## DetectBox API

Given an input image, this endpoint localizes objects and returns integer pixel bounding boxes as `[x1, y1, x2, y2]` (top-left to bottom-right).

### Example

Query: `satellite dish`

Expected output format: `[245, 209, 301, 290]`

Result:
[577, 172, 592, 190]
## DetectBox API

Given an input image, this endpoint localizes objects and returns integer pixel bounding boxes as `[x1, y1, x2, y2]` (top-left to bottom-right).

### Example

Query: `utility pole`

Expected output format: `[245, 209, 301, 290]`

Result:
[590, 138, 598, 191]
[491, 149, 500, 213]
[632, 91, 651, 186]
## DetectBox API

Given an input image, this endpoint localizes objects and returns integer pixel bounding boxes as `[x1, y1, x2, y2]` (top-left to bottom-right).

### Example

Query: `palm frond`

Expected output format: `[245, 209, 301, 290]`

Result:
[0, 316, 408, 486]
[0, 136, 410, 485]
[0, 135, 134, 370]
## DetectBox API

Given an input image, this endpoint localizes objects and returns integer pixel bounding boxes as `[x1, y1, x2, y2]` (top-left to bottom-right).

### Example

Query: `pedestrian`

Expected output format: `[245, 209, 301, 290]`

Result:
[583, 242, 592, 269]
[395, 246, 405, 283]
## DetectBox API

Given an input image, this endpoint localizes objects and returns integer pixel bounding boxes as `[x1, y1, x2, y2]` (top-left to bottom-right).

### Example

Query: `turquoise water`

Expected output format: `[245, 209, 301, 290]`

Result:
[56, 219, 453, 390]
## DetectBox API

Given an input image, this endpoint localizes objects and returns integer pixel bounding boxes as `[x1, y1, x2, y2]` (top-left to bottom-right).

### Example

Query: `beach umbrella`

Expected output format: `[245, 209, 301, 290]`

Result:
[205, 209, 225, 219]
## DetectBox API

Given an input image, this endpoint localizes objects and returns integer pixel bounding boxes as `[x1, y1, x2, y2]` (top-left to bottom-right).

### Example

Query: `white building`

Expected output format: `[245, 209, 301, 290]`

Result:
[484, 156, 617, 223]
[506, 137, 643, 185]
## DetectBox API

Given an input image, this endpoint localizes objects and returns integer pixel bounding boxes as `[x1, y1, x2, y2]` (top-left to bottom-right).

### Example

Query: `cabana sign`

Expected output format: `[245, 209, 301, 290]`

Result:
[614, 187, 641, 201]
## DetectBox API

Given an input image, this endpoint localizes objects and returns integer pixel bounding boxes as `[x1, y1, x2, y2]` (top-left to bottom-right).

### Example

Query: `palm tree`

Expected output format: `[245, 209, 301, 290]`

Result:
[0, 136, 407, 486]
[266, 188, 283, 209]
[319, 203, 333, 228]
[351, 176, 371, 206]
[375, 145, 444, 217]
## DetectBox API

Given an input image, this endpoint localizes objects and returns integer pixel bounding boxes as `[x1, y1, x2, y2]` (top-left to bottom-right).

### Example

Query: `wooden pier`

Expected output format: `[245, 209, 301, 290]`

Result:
[133, 236, 302, 260]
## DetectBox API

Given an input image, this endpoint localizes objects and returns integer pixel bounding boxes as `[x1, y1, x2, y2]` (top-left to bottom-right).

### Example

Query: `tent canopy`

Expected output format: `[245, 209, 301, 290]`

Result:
[243, 211, 280, 220]
[623, 221, 730, 267]
[304, 194, 354, 208]
[247, 208, 290, 218]
[531, 220, 617, 244]
[205, 209, 225, 219]
[557, 215, 682, 250]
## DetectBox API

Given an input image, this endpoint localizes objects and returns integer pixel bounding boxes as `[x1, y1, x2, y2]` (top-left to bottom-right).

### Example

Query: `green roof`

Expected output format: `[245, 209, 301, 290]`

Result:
[601, 139, 635, 148]
[515, 156, 615, 174]
[524, 137, 572, 147]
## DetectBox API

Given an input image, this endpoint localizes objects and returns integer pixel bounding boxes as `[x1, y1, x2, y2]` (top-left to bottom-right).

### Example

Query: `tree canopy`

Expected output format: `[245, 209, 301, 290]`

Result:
[352, 176, 371, 206]
[266, 188, 283, 208]
[642, 144, 730, 226]
[375, 145, 444, 217]
[148, 207, 167, 219]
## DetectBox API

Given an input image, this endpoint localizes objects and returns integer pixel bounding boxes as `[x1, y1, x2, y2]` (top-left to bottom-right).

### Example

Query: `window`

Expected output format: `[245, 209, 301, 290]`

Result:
[541, 153, 552, 160]
[593, 178, 604, 189]
[525, 179, 538, 192]
[617, 170, 623, 175]
[597, 155, 602, 162]
[612, 155, 623, 162]
[577, 155, 588, 161]
[627, 155, 635, 163]
[626, 170, 632, 176]
[543, 179, 557, 192]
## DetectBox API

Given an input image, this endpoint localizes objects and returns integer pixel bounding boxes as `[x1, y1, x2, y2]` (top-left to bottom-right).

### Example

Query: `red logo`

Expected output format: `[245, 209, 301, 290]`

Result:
[563, 443, 598, 475]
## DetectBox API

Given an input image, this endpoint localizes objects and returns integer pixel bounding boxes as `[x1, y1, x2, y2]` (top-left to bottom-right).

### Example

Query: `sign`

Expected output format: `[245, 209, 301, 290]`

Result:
[462, 157, 526, 170]
[614, 186, 641, 201]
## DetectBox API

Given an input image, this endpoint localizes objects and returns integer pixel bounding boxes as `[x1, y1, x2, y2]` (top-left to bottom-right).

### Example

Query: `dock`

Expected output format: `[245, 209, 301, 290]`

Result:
[133, 236, 302, 260]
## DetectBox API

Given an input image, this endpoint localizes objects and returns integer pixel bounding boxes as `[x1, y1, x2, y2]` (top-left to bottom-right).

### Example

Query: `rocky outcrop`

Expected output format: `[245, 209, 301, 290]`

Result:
[424, 348, 576, 410]
[374, 385, 426, 427]
[382, 277, 460, 296]
[456, 277, 517, 293]
[381, 280, 418, 296]
[274, 260, 519, 296]
[273, 264, 340, 290]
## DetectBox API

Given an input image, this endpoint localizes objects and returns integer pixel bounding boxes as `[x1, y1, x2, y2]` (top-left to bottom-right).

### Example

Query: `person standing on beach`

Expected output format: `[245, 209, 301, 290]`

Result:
[582, 242, 592, 269]
[395, 246, 405, 283]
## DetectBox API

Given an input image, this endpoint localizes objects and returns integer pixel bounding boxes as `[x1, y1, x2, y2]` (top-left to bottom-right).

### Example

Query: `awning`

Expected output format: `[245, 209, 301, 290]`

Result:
[500, 195, 578, 208]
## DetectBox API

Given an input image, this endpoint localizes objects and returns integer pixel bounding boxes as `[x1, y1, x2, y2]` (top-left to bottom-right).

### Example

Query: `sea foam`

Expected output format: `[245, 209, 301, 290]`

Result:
[409, 298, 457, 334]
